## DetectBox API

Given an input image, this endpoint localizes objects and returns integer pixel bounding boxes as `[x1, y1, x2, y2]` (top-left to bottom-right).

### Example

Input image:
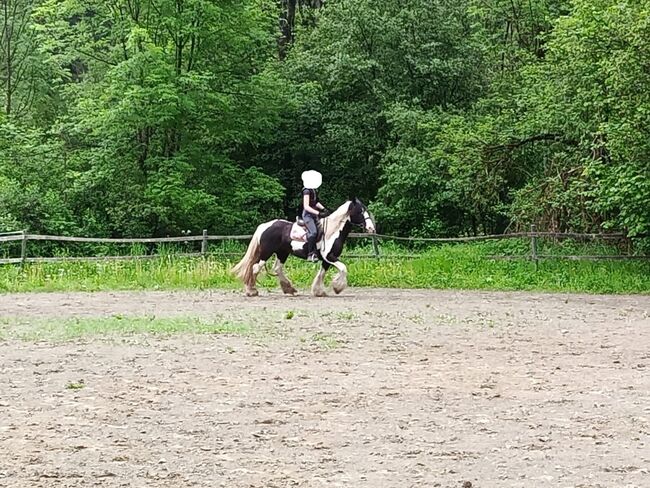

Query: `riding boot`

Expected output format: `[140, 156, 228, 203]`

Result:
[306, 235, 318, 262]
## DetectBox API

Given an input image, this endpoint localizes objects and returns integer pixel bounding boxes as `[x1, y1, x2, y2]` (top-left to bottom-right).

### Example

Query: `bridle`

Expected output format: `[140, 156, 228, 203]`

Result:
[350, 204, 375, 231]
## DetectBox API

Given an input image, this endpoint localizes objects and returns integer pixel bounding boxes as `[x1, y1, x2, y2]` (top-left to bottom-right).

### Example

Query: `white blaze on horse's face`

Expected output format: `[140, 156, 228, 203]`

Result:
[363, 210, 376, 233]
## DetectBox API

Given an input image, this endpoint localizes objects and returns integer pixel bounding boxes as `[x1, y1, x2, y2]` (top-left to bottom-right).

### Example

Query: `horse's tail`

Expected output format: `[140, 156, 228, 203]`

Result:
[231, 223, 266, 287]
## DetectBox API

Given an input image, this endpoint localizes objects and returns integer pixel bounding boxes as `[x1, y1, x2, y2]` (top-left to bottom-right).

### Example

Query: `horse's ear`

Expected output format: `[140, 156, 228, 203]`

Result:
[349, 195, 357, 203]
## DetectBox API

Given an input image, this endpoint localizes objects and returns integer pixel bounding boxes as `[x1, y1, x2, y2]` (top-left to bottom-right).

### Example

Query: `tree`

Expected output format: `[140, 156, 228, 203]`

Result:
[25, 0, 286, 235]
[509, 0, 650, 236]
[256, 0, 487, 216]
[1, 0, 46, 117]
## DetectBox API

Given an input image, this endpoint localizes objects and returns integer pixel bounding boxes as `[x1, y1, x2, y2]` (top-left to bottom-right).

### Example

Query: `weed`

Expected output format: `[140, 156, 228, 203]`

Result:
[310, 332, 341, 350]
[66, 380, 85, 390]
[336, 311, 356, 321]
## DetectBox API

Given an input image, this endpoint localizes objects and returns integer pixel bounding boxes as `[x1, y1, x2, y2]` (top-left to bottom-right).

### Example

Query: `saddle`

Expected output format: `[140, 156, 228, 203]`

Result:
[290, 217, 323, 242]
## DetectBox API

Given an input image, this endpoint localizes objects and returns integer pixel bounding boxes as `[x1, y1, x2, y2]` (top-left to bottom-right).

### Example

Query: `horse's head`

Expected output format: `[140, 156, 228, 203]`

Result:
[348, 197, 376, 234]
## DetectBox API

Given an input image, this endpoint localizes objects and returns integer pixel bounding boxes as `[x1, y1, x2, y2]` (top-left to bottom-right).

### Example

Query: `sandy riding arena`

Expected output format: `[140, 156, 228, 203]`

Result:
[1, 289, 649, 487]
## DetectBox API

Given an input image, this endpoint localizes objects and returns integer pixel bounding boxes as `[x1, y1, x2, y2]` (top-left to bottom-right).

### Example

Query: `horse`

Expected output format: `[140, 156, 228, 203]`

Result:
[231, 197, 376, 297]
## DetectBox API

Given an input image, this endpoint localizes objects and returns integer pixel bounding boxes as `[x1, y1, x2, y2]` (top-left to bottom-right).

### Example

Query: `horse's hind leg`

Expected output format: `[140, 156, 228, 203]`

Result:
[247, 249, 275, 297]
[245, 259, 266, 297]
[274, 253, 297, 295]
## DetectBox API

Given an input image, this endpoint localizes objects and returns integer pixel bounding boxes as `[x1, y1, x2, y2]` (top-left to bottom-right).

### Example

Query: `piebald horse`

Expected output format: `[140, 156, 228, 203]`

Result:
[231, 197, 376, 296]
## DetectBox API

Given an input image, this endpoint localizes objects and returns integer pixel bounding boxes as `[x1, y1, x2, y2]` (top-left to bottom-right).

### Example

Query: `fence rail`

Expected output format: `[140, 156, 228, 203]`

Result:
[0, 227, 647, 266]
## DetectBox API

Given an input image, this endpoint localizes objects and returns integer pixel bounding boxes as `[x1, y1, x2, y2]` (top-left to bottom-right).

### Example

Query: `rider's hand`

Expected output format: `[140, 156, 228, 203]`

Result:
[319, 209, 330, 218]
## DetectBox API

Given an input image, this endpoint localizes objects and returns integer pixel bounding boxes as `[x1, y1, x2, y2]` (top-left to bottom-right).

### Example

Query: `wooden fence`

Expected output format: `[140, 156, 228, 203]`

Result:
[0, 226, 647, 266]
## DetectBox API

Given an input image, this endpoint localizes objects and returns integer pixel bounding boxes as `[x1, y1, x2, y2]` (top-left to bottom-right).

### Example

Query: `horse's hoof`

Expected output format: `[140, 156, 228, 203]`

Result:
[281, 285, 298, 296]
[246, 290, 259, 297]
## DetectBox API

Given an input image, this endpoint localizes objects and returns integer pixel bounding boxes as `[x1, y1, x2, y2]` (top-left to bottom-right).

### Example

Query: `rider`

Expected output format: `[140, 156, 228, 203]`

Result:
[301, 170, 330, 262]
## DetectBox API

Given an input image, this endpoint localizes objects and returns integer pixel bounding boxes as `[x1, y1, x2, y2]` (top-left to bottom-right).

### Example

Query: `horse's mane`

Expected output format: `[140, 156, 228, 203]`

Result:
[321, 200, 353, 242]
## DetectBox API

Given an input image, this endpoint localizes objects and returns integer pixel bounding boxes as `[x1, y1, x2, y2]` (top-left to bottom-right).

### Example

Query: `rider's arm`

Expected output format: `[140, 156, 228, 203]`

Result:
[303, 193, 320, 216]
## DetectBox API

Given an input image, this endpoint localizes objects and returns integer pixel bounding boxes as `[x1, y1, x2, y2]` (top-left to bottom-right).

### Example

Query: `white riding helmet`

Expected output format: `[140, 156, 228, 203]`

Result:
[301, 170, 322, 189]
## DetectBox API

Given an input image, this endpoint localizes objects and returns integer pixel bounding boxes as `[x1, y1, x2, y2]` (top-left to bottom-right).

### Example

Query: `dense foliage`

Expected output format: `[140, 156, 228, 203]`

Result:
[0, 0, 648, 238]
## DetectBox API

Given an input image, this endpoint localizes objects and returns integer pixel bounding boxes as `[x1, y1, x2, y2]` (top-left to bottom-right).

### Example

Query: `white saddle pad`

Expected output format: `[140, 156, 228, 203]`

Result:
[290, 222, 307, 241]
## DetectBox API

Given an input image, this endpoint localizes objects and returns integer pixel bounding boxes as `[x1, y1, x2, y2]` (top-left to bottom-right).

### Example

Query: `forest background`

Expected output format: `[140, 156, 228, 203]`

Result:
[1, 0, 648, 242]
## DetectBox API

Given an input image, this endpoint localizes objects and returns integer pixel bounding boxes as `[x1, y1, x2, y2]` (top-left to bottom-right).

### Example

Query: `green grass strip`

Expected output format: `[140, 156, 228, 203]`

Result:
[0, 242, 648, 294]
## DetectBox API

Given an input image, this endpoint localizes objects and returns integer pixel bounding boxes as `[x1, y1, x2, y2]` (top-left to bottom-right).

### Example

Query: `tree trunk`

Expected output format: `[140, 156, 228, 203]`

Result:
[278, 0, 297, 60]
[3, 0, 12, 114]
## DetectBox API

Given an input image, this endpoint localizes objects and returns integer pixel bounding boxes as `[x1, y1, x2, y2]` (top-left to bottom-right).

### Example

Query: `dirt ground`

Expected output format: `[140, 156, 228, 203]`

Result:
[1, 288, 649, 488]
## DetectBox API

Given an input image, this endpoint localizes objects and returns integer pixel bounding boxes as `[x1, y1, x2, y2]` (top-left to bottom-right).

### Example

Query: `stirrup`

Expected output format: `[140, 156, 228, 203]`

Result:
[307, 253, 319, 262]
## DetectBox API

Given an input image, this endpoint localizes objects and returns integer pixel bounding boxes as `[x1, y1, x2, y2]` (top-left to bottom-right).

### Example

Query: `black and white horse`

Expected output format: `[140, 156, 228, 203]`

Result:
[231, 198, 376, 296]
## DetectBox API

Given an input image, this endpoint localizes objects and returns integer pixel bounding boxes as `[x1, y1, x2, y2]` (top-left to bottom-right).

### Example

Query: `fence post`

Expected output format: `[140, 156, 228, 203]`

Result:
[201, 229, 208, 257]
[530, 224, 538, 271]
[372, 234, 380, 259]
[21, 230, 28, 267]
[626, 236, 633, 256]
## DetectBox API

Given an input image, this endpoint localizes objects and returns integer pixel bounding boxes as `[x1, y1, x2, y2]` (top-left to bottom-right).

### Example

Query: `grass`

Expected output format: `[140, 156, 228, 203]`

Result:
[302, 332, 342, 350]
[0, 239, 648, 294]
[0, 315, 252, 341]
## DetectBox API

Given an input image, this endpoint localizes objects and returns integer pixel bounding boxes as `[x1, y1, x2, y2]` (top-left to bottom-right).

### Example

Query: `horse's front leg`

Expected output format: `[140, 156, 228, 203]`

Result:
[311, 266, 327, 297]
[331, 260, 348, 295]
[273, 257, 298, 295]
